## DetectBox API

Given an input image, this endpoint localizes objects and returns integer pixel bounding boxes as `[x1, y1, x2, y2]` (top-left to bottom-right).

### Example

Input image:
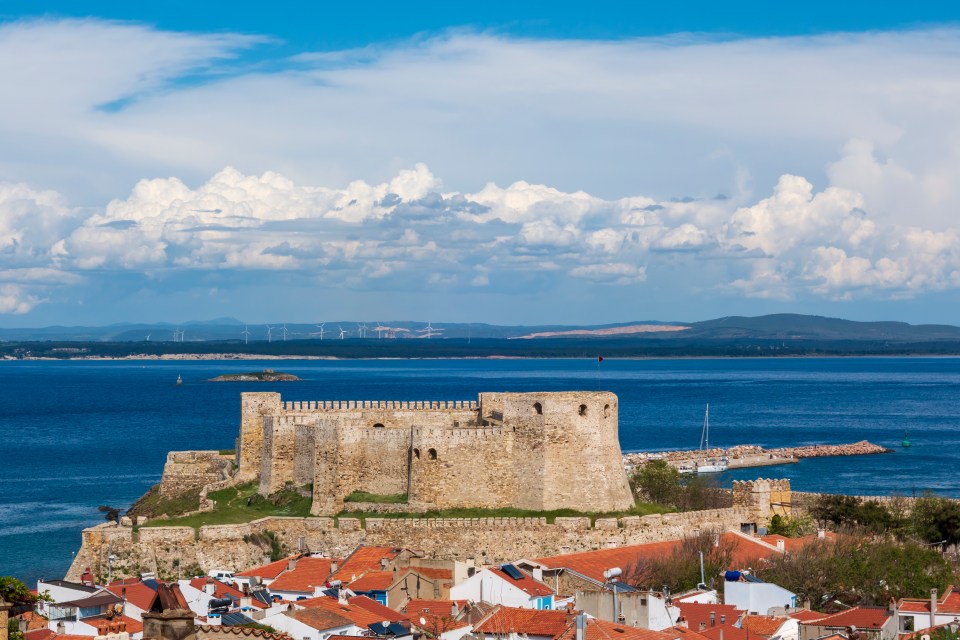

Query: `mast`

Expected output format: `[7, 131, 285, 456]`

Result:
[700, 403, 710, 451]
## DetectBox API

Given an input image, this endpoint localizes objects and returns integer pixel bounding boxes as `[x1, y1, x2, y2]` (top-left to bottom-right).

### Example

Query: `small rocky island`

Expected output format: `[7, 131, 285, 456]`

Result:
[208, 369, 300, 382]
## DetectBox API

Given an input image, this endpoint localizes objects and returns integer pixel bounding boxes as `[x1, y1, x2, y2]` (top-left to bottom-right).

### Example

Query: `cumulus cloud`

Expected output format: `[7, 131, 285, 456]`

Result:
[0, 164, 956, 317]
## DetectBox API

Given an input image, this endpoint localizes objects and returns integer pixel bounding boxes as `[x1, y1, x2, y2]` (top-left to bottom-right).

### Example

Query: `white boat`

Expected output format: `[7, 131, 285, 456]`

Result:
[695, 403, 728, 473]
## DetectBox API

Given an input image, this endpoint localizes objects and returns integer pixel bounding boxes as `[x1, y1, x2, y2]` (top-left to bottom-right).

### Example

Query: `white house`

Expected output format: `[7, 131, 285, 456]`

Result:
[450, 565, 554, 610]
[576, 589, 681, 630]
[897, 587, 960, 634]
[724, 579, 796, 616]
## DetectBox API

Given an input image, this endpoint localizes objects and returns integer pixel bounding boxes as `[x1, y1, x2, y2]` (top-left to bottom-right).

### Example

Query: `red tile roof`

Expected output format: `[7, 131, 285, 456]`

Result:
[676, 603, 744, 633]
[347, 596, 408, 623]
[236, 558, 292, 580]
[85, 613, 144, 635]
[898, 586, 960, 614]
[800, 606, 891, 630]
[188, 578, 266, 608]
[555, 617, 679, 640]
[287, 607, 355, 632]
[698, 627, 748, 640]
[295, 595, 402, 628]
[332, 546, 403, 583]
[404, 599, 468, 616]
[741, 616, 787, 637]
[407, 567, 453, 581]
[105, 581, 158, 611]
[195, 624, 292, 640]
[268, 558, 336, 594]
[475, 606, 572, 637]
[534, 532, 781, 584]
[24, 630, 55, 640]
[489, 568, 554, 597]
[669, 626, 711, 640]
[787, 610, 824, 623]
[14, 611, 48, 632]
[346, 570, 395, 592]
[759, 532, 837, 553]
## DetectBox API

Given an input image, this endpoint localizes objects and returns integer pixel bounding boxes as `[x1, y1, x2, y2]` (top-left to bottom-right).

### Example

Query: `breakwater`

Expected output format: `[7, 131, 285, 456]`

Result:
[624, 440, 892, 469]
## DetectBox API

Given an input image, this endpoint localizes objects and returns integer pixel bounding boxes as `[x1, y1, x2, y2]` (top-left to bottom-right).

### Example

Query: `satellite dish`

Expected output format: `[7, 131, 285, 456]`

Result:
[420, 617, 427, 626]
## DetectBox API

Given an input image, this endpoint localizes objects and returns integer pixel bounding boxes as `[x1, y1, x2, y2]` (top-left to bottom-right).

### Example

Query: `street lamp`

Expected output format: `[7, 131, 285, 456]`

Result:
[603, 567, 622, 623]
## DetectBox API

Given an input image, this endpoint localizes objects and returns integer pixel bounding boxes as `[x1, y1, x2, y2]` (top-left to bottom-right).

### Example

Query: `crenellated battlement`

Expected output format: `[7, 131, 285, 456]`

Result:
[235, 390, 633, 515]
[281, 400, 480, 411]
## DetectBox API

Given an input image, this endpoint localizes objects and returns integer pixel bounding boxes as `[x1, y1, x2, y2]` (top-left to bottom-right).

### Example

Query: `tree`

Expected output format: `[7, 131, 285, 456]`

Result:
[757, 535, 953, 610]
[912, 495, 960, 550]
[631, 460, 680, 506]
[623, 529, 737, 593]
[0, 576, 35, 605]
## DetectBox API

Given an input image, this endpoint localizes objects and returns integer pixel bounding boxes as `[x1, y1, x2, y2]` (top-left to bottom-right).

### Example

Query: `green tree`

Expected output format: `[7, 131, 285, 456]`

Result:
[631, 460, 681, 506]
[912, 495, 960, 549]
[0, 576, 35, 605]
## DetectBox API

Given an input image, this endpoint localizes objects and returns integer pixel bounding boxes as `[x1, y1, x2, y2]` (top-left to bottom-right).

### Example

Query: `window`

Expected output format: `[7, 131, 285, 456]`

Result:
[533, 402, 543, 415]
[604, 404, 611, 417]
[579, 404, 587, 416]
[372, 423, 385, 429]
[413, 448, 421, 459]
[428, 448, 437, 460]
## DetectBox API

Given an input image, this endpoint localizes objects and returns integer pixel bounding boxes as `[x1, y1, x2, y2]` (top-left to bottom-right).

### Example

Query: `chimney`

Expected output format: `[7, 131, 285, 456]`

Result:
[330, 562, 339, 574]
[208, 613, 222, 627]
[932, 588, 939, 629]
[287, 557, 297, 572]
[678, 617, 688, 629]
[57, 621, 66, 635]
[700, 623, 707, 631]
[776, 540, 785, 551]
[380, 558, 389, 570]
[142, 609, 199, 640]
[204, 579, 215, 595]
[533, 568, 543, 582]
[803, 598, 812, 611]
[817, 529, 826, 539]
[711, 612, 716, 627]
[576, 612, 587, 640]
[451, 602, 459, 617]
[338, 589, 349, 606]
[720, 629, 724, 640]
[240, 597, 251, 609]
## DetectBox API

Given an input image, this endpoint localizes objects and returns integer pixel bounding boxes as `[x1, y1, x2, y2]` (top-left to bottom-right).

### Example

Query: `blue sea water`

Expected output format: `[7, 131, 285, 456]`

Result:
[1, 357, 959, 586]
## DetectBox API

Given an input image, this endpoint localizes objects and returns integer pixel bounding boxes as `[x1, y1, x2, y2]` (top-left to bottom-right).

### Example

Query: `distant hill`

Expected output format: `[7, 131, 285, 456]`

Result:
[2, 314, 960, 358]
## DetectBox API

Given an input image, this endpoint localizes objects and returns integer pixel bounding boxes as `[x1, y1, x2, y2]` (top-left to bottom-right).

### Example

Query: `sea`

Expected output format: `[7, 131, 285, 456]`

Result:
[1, 356, 959, 586]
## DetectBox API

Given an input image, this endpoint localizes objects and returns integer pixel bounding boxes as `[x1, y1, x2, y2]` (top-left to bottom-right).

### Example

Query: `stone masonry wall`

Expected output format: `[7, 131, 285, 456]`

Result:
[67, 506, 763, 583]
[158, 451, 234, 498]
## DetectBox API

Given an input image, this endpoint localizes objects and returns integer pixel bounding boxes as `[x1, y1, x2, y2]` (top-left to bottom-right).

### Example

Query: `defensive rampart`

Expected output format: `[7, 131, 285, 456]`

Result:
[66, 479, 787, 582]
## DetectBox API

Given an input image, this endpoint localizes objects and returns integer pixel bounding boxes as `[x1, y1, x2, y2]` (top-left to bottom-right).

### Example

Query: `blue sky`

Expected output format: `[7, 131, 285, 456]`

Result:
[1, 2, 960, 327]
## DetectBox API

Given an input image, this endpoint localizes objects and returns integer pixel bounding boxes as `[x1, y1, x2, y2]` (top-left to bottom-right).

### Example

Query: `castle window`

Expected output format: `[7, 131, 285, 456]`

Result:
[603, 404, 610, 418]
[428, 448, 437, 460]
[413, 448, 421, 459]
[372, 423, 385, 429]
[533, 402, 542, 415]
[579, 404, 588, 416]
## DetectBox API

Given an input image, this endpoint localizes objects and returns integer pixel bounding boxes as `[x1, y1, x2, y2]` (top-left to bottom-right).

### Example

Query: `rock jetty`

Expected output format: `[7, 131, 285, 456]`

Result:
[208, 369, 300, 382]
[624, 440, 891, 468]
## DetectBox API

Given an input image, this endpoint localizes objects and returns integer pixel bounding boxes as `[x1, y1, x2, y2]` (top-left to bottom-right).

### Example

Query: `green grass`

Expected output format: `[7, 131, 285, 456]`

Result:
[141, 482, 312, 529]
[218, 449, 235, 456]
[128, 485, 201, 519]
[336, 501, 669, 525]
[343, 490, 408, 504]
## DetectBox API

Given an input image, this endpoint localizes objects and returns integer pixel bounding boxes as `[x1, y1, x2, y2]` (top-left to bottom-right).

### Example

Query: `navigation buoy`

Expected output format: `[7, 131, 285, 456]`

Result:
[901, 430, 911, 448]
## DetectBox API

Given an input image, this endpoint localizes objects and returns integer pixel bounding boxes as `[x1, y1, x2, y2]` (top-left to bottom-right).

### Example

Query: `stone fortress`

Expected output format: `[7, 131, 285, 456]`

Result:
[237, 391, 635, 515]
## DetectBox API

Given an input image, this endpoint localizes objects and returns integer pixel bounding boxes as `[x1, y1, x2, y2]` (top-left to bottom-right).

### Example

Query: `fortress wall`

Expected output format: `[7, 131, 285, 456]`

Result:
[67, 506, 760, 582]
[293, 423, 316, 487]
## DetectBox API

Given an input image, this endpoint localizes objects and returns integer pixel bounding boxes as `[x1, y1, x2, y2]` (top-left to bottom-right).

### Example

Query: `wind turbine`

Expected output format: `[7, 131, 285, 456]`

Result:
[357, 322, 368, 338]
[281, 324, 289, 341]
[311, 323, 325, 340]
[265, 324, 274, 343]
[338, 326, 348, 340]
[373, 322, 388, 339]
[242, 326, 251, 345]
[418, 322, 442, 339]
[145, 333, 151, 342]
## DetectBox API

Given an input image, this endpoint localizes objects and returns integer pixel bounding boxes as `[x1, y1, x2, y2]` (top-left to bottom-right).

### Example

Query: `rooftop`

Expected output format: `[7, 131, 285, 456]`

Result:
[800, 606, 891, 630]
[267, 558, 336, 593]
[489, 567, 554, 597]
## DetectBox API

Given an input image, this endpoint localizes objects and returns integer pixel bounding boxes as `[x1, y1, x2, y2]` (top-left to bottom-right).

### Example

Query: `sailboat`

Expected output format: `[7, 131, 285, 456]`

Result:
[696, 403, 728, 473]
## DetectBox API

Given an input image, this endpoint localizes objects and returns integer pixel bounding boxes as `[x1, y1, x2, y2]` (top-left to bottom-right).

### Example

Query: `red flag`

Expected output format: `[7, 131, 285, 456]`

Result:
[598, 355, 604, 363]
